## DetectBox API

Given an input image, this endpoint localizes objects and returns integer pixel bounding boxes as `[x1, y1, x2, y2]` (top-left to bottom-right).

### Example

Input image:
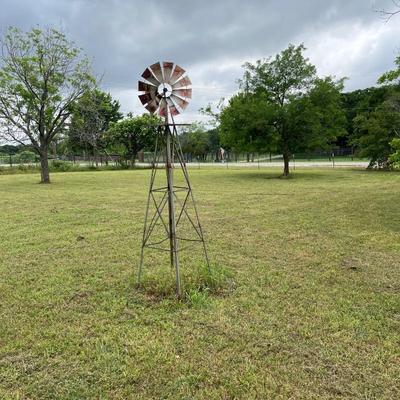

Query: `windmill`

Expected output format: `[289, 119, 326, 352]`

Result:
[137, 61, 210, 297]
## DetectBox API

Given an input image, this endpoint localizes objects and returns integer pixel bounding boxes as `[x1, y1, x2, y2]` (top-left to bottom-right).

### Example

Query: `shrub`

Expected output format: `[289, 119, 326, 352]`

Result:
[51, 160, 73, 172]
[15, 150, 37, 163]
[389, 138, 400, 169]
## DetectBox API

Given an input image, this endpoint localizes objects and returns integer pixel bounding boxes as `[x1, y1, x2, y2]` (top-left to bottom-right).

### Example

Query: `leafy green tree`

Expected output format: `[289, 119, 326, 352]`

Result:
[379, 55, 400, 85]
[180, 124, 212, 160]
[350, 54, 400, 168]
[353, 93, 400, 168]
[106, 113, 159, 165]
[15, 150, 37, 164]
[221, 44, 346, 176]
[207, 128, 221, 160]
[389, 138, 400, 168]
[286, 77, 346, 152]
[341, 86, 392, 148]
[0, 144, 19, 155]
[67, 89, 122, 163]
[0, 27, 95, 183]
[220, 92, 277, 154]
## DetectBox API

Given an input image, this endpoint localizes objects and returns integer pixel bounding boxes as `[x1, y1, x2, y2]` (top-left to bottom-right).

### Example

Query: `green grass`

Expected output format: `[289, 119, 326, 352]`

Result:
[0, 168, 399, 399]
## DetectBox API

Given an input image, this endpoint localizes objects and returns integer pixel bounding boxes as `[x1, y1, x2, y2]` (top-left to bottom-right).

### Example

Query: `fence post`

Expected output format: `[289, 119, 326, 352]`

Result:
[9, 154, 12, 167]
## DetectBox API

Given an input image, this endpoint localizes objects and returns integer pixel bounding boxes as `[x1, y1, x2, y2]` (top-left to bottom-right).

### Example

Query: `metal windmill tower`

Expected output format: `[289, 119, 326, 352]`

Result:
[137, 61, 210, 297]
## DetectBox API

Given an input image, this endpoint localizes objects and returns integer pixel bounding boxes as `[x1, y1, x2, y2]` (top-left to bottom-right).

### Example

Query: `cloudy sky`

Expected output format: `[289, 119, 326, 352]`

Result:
[1, 0, 399, 123]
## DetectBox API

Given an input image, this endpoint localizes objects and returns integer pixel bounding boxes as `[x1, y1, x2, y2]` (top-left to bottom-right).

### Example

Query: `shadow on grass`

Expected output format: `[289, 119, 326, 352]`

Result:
[210, 170, 322, 182]
[127, 263, 235, 308]
[211, 168, 387, 184]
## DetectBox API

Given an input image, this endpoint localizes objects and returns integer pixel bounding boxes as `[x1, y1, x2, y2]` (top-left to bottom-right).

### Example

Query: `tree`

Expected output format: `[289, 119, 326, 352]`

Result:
[353, 93, 400, 168]
[220, 44, 346, 176]
[389, 138, 400, 168]
[0, 27, 95, 183]
[180, 124, 212, 160]
[106, 113, 159, 165]
[350, 53, 400, 169]
[342, 86, 393, 141]
[220, 92, 277, 153]
[378, 0, 400, 21]
[379, 55, 400, 86]
[67, 89, 122, 163]
[0, 144, 19, 155]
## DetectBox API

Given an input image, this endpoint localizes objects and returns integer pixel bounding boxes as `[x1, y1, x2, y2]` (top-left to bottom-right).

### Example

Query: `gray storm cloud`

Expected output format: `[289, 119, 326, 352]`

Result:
[0, 0, 399, 121]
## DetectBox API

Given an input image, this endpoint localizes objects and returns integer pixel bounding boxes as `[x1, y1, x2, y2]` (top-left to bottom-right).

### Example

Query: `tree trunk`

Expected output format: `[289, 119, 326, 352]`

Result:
[131, 153, 136, 167]
[94, 147, 98, 167]
[39, 150, 50, 184]
[282, 150, 290, 177]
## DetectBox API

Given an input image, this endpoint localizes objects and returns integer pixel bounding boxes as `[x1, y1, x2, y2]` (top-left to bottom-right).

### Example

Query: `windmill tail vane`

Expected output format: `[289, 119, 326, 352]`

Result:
[137, 61, 210, 297]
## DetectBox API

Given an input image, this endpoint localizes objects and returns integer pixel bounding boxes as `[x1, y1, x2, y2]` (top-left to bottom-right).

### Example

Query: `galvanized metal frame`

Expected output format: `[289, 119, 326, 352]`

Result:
[137, 118, 210, 297]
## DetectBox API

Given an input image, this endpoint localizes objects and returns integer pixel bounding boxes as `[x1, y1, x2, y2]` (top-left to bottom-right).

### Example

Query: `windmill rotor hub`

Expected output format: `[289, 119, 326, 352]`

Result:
[138, 61, 192, 117]
[159, 83, 172, 97]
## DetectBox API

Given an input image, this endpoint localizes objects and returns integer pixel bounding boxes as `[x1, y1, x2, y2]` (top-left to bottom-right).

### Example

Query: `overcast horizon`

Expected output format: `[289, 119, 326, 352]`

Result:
[1, 0, 399, 124]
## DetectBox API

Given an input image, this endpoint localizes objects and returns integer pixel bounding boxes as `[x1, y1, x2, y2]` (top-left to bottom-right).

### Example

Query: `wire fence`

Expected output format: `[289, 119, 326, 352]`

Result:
[0, 147, 367, 169]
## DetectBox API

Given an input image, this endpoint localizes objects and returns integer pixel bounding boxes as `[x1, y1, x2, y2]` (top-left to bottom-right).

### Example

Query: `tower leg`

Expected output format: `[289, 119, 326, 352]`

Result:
[173, 124, 211, 273]
[138, 122, 210, 297]
[138, 135, 160, 285]
[165, 126, 181, 297]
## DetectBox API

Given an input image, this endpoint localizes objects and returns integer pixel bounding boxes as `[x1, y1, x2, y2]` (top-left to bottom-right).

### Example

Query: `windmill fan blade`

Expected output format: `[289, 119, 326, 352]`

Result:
[163, 62, 174, 83]
[171, 94, 189, 110]
[167, 98, 180, 116]
[139, 93, 153, 105]
[141, 68, 160, 86]
[138, 62, 191, 116]
[145, 99, 159, 114]
[172, 76, 192, 89]
[169, 65, 185, 85]
[172, 88, 192, 99]
[158, 98, 168, 117]
[138, 81, 156, 92]
[150, 62, 164, 83]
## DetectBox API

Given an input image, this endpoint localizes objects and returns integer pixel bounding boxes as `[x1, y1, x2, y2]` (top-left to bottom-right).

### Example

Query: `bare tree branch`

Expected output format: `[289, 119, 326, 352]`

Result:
[376, 0, 400, 21]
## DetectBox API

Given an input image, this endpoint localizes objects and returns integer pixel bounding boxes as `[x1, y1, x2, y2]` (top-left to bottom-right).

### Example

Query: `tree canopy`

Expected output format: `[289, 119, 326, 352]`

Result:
[106, 113, 160, 165]
[179, 124, 218, 160]
[67, 89, 122, 159]
[349, 53, 400, 169]
[220, 44, 346, 175]
[0, 27, 95, 182]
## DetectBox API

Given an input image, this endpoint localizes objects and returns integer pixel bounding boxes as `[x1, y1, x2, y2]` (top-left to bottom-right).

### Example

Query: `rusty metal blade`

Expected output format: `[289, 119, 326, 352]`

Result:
[172, 88, 192, 99]
[162, 62, 174, 83]
[169, 65, 185, 85]
[172, 76, 191, 89]
[138, 81, 156, 92]
[139, 93, 153, 105]
[167, 98, 180, 116]
[158, 98, 168, 117]
[145, 98, 159, 114]
[171, 94, 189, 110]
[141, 67, 160, 86]
[150, 62, 164, 83]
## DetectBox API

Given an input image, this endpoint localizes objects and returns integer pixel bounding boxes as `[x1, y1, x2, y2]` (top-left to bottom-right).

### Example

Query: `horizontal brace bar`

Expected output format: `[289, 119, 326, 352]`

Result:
[176, 237, 203, 242]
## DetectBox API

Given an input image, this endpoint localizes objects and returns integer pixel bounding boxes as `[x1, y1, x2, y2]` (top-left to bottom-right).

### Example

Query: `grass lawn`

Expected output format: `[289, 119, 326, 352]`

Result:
[0, 168, 399, 399]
